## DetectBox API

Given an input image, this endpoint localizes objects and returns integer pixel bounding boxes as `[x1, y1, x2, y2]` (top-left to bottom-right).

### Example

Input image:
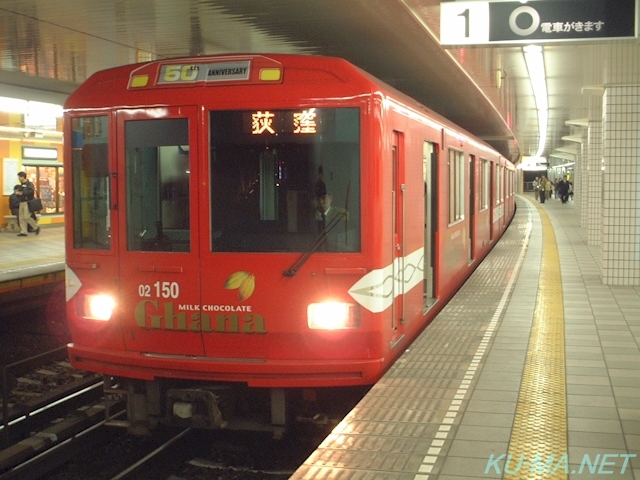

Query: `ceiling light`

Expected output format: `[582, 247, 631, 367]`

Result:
[523, 45, 548, 158]
[0, 96, 29, 114]
[0, 96, 63, 117]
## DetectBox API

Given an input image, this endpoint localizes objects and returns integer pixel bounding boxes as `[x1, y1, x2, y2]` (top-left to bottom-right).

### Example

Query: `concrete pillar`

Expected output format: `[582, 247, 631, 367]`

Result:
[600, 85, 640, 285]
[577, 130, 588, 221]
[586, 103, 603, 246]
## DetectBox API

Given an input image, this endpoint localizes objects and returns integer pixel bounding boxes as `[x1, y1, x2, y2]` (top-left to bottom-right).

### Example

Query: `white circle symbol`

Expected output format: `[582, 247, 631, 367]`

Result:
[509, 6, 540, 36]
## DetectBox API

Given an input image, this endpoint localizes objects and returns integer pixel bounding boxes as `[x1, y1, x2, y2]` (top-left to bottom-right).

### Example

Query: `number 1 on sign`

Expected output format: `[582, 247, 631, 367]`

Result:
[439, 2, 490, 45]
[458, 9, 470, 38]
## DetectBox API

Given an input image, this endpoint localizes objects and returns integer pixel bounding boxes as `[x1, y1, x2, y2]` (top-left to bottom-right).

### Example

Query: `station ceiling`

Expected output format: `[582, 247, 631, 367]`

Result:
[1, 0, 638, 164]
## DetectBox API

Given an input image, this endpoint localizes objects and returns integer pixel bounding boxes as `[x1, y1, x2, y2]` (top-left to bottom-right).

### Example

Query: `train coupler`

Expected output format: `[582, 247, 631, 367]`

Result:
[165, 388, 228, 429]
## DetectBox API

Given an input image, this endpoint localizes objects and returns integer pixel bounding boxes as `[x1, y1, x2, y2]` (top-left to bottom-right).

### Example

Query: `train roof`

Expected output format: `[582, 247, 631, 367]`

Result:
[65, 53, 502, 158]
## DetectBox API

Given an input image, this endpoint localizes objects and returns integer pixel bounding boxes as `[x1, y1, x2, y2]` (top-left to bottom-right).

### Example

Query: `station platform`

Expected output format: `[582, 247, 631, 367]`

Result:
[0, 224, 65, 290]
[292, 194, 640, 480]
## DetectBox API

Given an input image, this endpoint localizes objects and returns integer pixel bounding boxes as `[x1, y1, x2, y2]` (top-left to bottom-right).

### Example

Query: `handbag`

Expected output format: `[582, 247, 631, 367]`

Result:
[27, 198, 43, 213]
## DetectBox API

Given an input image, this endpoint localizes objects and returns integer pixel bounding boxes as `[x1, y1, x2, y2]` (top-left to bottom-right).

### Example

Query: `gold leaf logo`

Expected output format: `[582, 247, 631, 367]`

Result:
[224, 271, 249, 289]
[237, 274, 255, 301]
[224, 271, 256, 301]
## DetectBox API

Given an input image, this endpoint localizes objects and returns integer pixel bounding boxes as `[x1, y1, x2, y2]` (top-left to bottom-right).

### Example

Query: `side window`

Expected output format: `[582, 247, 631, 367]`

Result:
[495, 165, 500, 205]
[448, 149, 464, 224]
[70, 116, 110, 250]
[125, 118, 190, 252]
[480, 158, 489, 210]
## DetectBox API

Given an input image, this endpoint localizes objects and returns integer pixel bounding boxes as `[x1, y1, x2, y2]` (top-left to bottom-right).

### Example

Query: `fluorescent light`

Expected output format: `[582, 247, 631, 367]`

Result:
[0, 96, 29, 114]
[0, 96, 63, 117]
[517, 155, 548, 171]
[28, 101, 63, 118]
[550, 162, 575, 169]
[523, 45, 548, 158]
[23, 146, 58, 160]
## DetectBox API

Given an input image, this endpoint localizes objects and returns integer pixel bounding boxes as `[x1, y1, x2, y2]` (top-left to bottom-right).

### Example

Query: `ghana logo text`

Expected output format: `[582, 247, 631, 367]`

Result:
[134, 300, 267, 334]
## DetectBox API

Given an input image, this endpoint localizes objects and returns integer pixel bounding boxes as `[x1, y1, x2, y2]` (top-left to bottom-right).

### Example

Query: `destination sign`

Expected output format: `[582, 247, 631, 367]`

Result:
[157, 61, 251, 84]
[243, 109, 319, 135]
[440, 0, 636, 45]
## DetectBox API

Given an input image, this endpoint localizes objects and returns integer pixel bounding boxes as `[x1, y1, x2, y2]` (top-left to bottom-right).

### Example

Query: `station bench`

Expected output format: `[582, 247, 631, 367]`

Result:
[3, 214, 41, 233]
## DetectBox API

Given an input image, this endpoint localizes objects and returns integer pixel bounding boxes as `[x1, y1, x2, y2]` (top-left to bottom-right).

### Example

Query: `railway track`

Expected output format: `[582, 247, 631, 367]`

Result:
[0, 346, 109, 478]
[48, 426, 316, 480]
[0, 348, 326, 479]
[4, 419, 318, 480]
[0, 399, 120, 480]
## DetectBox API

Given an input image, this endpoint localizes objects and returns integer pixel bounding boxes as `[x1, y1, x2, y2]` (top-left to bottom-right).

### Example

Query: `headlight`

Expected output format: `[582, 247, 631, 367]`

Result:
[307, 302, 360, 330]
[77, 294, 115, 321]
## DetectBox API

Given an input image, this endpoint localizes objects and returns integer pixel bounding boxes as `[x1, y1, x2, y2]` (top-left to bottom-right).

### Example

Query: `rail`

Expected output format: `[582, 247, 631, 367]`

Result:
[1, 347, 100, 447]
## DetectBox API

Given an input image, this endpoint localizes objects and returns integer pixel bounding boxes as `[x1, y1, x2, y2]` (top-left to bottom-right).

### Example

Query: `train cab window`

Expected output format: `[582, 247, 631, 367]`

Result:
[124, 119, 190, 252]
[70, 116, 110, 250]
[209, 108, 361, 253]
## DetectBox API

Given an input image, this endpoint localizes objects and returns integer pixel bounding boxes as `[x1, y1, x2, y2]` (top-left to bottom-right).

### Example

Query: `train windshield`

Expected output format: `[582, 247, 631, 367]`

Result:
[210, 108, 361, 253]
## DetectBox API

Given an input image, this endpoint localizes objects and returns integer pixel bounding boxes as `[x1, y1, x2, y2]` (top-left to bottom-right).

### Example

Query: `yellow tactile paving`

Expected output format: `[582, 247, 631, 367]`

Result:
[505, 202, 567, 480]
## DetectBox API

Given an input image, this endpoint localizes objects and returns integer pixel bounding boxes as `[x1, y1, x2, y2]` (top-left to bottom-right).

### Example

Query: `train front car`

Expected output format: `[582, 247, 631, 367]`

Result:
[65, 55, 396, 434]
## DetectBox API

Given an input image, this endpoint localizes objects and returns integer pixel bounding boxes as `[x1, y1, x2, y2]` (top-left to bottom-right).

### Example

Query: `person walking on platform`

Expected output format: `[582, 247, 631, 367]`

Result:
[15, 171, 40, 237]
[544, 175, 552, 203]
[539, 176, 547, 203]
[532, 177, 540, 201]
[557, 177, 569, 204]
[9, 184, 38, 230]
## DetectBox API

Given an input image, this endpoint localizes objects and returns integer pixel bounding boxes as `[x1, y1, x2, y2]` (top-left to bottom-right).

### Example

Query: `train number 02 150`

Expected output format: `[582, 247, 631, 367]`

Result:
[138, 282, 180, 299]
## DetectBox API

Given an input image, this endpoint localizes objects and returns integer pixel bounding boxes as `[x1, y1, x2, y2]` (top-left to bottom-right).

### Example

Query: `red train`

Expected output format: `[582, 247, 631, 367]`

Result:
[64, 54, 515, 434]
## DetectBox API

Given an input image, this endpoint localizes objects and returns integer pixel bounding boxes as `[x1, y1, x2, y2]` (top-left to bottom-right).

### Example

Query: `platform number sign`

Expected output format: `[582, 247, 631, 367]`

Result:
[440, 0, 636, 45]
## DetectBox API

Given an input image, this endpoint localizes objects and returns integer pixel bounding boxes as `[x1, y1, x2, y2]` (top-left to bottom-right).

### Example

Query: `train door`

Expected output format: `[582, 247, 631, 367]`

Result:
[423, 141, 437, 308]
[391, 131, 405, 346]
[468, 154, 476, 264]
[115, 107, 205, 356]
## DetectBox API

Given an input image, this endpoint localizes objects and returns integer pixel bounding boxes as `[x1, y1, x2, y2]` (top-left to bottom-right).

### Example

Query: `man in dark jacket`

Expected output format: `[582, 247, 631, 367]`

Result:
[557, 177, 569, 204]
[9, 185, 20, 216]
[10, 184, 38, 230]
[15, 172, 40, 236]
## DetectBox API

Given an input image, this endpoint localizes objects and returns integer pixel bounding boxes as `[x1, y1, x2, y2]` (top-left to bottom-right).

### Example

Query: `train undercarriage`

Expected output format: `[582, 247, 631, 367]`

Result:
[103, 376, 369, 438]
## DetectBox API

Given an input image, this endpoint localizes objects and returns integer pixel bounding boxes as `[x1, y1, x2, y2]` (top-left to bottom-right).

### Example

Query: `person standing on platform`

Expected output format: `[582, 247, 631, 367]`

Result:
[545, 175, 552, 202]
[568, 179, 573, 201]
[15, 171, 40, 237]
[532, 177, 540, 201]
[539, 176, 547, 203]
[9, 185, 20, 216]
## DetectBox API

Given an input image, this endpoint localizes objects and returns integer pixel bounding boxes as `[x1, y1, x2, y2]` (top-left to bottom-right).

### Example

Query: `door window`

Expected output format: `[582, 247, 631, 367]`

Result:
[125, 118, 191, 252]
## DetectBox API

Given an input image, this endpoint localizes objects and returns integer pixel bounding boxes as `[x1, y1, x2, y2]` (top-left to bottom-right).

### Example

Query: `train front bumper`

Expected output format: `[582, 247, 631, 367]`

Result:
[67, 343, 385, 388]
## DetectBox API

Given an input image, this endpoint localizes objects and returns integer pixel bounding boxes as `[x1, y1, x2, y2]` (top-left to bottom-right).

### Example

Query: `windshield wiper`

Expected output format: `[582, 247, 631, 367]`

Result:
[282, 211, 347, 277]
